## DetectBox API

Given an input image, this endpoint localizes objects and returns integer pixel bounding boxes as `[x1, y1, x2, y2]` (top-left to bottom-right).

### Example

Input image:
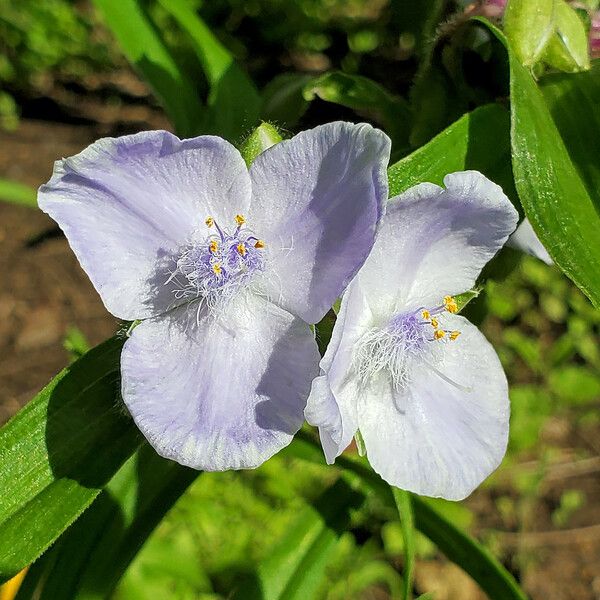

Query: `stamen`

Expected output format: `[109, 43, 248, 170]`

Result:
[254, 240, 265, 249]
[430, 317, 439, 328]
[422, 309, 430, 320]
[450, 331, 461, 341]
[444, 295, 458, 313]
[433, 329, 445, 340]
[169, 216, 267, 314]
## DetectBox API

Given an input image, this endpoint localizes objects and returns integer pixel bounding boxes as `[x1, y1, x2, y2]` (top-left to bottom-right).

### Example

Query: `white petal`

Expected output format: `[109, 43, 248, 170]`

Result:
[248, 121, 390, 323]
[38, 131, 251, 320]
[121, 294, 319, 470]
[357, 171, 518, 319]
[357, 315, 509, 500]
[304, 278, 372, 461]
[508, 218, 553, 265]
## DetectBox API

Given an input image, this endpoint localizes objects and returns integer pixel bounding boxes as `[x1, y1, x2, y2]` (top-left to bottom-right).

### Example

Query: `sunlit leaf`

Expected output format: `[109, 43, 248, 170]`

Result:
[388, 103, 518, 207]
[237, 478, 364, 600]
[483, 20, 600, 307]
[17, 446, 198, 600]
[92, 0, 203, 136]
[0, 338, 140, 583]
[157, 0, 261, 141]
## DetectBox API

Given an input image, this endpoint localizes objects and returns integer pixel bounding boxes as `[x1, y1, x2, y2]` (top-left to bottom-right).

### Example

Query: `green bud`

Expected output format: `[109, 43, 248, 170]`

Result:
[504, 0, 555, 66]
[239, 122, 284, 167]
[543, 0, 591, 72]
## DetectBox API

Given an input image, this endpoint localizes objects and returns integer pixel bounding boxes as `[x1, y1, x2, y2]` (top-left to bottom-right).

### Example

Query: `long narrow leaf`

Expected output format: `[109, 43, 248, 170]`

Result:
[290, 433, 528, 600]
[237, 478, 364, 600]
[92, 0, 203, 136]
[157, 0, 260, 141]
[387, 103, 517, 204]
[482, 18, 600, 308]
[0, 338, 140, 583]
[18, 445, 198, 600]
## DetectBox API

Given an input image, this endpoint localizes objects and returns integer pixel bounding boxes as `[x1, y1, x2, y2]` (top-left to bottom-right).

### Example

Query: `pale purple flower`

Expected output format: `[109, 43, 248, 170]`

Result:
[305, 171, 518, 500]
[38, 123, 390, 470]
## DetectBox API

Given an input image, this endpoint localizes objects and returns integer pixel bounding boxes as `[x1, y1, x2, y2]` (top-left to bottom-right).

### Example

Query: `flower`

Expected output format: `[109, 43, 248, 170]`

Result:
[305, 171, 518, 500]
[38, 123, 391, 470]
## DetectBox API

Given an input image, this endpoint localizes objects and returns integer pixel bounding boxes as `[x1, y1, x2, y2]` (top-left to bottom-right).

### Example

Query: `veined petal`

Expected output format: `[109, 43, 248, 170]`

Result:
[508, 218, 553, 265]
[304, 279, 372, 461]
[121, 294, 319, 471]
[357, 315, 509, 500]
[248, 122, 390, 324]
[38, 131, 251, 320]
[357, 171, 518, 319]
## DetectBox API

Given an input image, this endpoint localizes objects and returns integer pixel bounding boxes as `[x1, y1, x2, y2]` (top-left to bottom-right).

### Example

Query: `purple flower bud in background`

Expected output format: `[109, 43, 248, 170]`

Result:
[305, 171, 518, 500]
[38, 123, 390, 471]
[590, 10, 600, 58]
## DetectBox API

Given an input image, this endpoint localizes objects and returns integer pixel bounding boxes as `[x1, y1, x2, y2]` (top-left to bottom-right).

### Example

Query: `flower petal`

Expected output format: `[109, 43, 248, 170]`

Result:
[304, 279, 372, 461]
[121, 294, 319, 470]
[38, 131, 251, 320]
[357, 315, 509, 500]
[508, 218, 553, 265]
[357, 171, 518, 319]
[248, 122, 390, 324]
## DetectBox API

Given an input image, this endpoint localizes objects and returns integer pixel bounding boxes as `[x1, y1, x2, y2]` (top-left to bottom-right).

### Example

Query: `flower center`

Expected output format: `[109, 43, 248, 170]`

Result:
[169, 214, 266, 311]
[353, 296, 461, 389]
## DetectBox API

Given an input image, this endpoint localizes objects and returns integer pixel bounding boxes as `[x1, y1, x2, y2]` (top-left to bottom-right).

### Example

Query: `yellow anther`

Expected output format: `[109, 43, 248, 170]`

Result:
[254, 239, 265, 249]
[205, 216, 214, 228]
[450, 331, 461, 341]
[422, 310, 430, 320]
[237, 242, 247, 256]
[434, 329, 446, 340]
[444, 295, 458, 314]
[209, 240, 219, 253]
[235, 214, 246, 226]
[430, 318, 439, 328]
[212, 263, 222, 275]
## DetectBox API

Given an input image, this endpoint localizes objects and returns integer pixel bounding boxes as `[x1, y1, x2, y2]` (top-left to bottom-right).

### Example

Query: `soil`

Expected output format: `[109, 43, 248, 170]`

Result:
[0, 87, 599, 600]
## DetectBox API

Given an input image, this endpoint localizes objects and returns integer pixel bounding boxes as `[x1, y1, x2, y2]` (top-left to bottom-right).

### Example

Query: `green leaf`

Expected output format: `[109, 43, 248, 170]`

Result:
[388, 103, 518, 207]
[19, 445, 198, 600]
[303, 71, 411, 149]
[540, 60, 600, 216]
[501, 27, 600, 307]
[0, 178, 37, 208]
[239, 122, 283, 167]
[238, 478, 364, 600]
[157, 0, 261, 141]
[504, 0, 555, 67]
[392, 488, 415, 600]
[543, 0, 591, 72]
[0, 338, 140, 583]
[92, 0, 203, 136]
[290, 433, 528, 600]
